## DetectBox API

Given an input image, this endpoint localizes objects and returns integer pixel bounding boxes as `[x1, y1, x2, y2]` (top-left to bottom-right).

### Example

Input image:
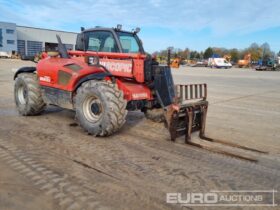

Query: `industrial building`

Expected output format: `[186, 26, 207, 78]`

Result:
[0, 22, 17, 54]
[0, 21, 77, 57]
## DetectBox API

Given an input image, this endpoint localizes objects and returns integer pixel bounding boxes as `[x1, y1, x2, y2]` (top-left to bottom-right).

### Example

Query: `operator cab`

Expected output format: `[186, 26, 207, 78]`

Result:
[76, 26, 145, 54]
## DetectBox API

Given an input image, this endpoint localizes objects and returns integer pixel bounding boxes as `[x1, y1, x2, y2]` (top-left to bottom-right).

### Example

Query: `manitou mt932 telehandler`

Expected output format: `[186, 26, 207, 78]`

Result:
[14, 25, 209, 142]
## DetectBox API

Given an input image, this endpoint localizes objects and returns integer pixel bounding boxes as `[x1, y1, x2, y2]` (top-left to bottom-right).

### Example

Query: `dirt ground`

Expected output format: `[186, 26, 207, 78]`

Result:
[0, 59, 279, 210]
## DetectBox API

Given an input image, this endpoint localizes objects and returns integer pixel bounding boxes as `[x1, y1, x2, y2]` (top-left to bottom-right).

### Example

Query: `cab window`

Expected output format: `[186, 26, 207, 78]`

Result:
[117, 32, 140, 53]
[86, 31, 118, 52]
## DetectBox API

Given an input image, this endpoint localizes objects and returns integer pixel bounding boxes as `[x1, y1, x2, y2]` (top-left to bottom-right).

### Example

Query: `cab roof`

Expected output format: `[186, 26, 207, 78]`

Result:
[82, 27, 136, 35]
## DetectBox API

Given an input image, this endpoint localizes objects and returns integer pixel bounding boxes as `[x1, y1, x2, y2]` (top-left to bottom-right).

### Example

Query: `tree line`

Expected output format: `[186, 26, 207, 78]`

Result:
[153, 43, 278, 63]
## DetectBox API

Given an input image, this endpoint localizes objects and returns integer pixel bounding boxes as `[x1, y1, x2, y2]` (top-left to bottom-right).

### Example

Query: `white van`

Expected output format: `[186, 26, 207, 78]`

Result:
[208, 58, 232, 68]
[0, 51, 12, 58]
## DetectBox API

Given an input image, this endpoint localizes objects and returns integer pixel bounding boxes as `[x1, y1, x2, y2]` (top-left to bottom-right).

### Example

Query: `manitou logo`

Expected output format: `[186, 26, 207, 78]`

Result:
[100, 59, 132, 73]
[39, 76, 51, 83]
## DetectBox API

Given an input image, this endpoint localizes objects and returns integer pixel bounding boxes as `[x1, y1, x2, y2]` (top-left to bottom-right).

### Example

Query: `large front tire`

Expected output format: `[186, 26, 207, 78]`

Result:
[74, 80, 127, 136]
[14, 73, 45, 116]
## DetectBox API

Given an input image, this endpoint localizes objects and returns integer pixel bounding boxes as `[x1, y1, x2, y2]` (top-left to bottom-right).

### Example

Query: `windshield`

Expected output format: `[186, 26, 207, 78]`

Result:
[116, 32, 140, 53]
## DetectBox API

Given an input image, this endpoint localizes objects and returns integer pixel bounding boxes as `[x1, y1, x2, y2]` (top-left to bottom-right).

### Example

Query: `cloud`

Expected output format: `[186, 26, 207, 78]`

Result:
[1, 0, 280, 35]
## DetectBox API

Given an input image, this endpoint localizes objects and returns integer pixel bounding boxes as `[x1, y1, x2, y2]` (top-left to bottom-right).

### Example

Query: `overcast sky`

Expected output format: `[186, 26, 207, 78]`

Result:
[1, 0, 280, 53]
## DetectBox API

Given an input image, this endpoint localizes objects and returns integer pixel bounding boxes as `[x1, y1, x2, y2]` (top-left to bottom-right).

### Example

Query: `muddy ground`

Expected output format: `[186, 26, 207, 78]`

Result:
[0, 59, 279, 210]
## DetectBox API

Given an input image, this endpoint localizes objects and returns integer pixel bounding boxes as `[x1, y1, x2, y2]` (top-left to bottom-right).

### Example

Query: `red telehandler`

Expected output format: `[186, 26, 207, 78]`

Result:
[14, 25, 267, 161]
[13, 25, 208, 142]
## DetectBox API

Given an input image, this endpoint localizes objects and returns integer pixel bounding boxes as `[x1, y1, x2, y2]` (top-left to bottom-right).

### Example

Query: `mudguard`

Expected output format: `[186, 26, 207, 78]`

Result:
[14, 66, 36, 80]
[73, 72, 112, 91]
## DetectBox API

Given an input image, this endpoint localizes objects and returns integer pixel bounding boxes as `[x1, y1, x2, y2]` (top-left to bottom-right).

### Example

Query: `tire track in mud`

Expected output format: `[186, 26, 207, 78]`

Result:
[0, 136, 171, 210]
[4, 128, 201, 195]
[4, 118, 280, 193]
[1, 125, 227, 206]
[1, 127, 174, 210]
[2, 115, 280, 208]
[0, 139, 111, 210]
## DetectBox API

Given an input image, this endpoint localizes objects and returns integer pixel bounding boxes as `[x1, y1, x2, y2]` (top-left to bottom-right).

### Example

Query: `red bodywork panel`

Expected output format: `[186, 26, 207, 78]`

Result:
[36, 51, 153, 101]
[69, 51, 146, 83]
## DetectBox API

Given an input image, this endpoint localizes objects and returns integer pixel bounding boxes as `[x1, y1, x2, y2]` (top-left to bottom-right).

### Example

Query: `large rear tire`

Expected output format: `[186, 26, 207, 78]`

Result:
[14, 73, 45, 115]
[74, 80, 127, 136]
[144, 108, 165, 123]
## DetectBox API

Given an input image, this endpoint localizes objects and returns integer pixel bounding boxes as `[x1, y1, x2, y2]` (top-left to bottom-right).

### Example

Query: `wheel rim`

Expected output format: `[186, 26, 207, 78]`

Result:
[17, 85, 27, 105]
[83, 96, 103, 123]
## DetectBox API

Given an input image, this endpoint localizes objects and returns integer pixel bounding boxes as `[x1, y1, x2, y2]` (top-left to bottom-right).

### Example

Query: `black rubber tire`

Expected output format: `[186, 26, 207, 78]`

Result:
[144, 108, 165, 123]
[14, 73, 45, 116]
[74, 80, 127, 136]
